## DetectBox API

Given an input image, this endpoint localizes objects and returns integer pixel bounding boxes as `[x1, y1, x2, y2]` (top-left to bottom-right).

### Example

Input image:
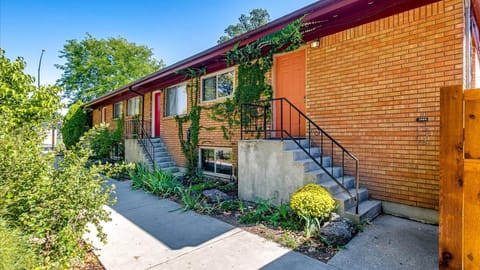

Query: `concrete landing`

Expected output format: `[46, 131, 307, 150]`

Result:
[328, 214, 438, 270]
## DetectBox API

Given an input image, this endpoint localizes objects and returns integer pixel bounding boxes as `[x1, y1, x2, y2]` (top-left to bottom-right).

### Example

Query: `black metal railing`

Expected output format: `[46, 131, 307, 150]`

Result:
[241, 98, 360, 214]
[125, 119, 155, 168]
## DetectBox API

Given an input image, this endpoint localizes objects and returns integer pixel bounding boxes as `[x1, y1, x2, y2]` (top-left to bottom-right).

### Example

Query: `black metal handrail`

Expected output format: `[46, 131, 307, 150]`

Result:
[125, 119, 155, 169]
[241, 98, 359, 214]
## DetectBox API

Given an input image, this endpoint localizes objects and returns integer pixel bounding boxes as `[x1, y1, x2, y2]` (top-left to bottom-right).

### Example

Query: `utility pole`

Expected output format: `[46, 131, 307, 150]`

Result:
[38, 49, 45, 88]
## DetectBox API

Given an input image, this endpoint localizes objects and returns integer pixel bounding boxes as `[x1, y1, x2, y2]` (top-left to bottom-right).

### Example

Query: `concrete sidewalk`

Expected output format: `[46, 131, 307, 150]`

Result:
[86, 180, 334, 269]
[87, 179, 438, 270]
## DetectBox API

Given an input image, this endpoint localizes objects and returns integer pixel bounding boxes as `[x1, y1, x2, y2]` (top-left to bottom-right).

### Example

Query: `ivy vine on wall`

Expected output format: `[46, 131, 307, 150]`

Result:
[209, 17, 306, 141]
[175, 68, 206, 176]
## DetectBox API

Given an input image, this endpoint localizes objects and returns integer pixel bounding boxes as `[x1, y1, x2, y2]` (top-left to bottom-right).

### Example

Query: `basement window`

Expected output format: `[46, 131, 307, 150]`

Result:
[199, 147, 233, 177]
[201, 68, 234, 102]
[165, 83, 187, 117]
[113, 102, 123, 119]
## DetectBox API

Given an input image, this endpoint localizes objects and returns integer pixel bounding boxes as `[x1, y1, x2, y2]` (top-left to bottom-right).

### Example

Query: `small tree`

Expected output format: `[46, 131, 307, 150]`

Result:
[62, 100, 90, 149]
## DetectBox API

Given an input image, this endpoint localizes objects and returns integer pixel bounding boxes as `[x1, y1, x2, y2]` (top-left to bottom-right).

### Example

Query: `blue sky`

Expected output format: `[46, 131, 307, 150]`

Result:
[1, 0, 317, 85]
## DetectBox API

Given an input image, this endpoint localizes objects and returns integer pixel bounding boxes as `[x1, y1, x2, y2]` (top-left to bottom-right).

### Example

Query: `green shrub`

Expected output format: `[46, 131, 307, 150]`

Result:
[0, 127, 115, 268]
[80, 122, 123, 160]
[290, 184, 336, 221]
[177, 187, 205, 211]
[189, 181, 219, 192]
[129, 163, 150, 190]
[128, 164, 180, 197]
[0, 219, 40, 270]
[62, 101, 89, 149]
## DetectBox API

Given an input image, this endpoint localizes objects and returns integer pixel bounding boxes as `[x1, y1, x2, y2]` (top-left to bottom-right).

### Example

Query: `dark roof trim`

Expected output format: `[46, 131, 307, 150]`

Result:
[85, 0, 441, 108]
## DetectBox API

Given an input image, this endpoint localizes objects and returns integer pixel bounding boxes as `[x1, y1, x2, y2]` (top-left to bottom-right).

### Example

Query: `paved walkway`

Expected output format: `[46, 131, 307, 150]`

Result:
[87, 179, 333, 269]
[87, 179, 438, 270]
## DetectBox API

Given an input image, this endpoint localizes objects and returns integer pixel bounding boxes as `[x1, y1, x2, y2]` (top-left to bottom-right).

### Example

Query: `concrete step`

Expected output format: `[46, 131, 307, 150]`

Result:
[157, 161, 175, 169]
[344, 200, 382, 224]
[150, 138, 163, 143]
[318, 176, 355, 195]
[288, 147, 321, 160]
[154, 151, 170, 158]
[301, 156, 332, 171]
[306, 166, 343, 178]
[154, 156, 172, 163]
[282, 139, 310, 150]
[333, 187, 369, 212]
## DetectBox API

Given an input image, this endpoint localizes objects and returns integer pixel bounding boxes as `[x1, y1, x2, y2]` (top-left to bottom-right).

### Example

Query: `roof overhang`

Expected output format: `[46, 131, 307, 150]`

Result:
[85, 0, 440, 108]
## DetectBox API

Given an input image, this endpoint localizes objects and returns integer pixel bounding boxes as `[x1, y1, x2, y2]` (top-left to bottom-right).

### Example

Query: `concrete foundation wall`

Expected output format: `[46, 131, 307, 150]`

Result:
[125, 139, 148, 165]
[238, 140, 313, 206]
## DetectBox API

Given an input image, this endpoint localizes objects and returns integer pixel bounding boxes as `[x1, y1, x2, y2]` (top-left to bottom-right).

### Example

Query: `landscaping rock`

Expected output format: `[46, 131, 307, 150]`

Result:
[202, 189, 231, 203]
[320, 214, 355, 246]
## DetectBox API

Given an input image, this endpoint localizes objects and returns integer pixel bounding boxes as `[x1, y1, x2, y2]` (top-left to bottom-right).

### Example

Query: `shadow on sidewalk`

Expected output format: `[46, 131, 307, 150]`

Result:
[108, 179, 234, 250]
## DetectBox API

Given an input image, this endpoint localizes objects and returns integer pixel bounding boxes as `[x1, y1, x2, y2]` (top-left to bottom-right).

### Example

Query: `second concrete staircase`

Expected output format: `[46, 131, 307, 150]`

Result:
[283, 139, 381, 223]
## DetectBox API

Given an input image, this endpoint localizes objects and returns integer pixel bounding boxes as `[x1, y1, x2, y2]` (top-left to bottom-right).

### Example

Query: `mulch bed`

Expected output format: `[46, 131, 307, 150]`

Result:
[210, 209, 338, 263]
[74, 251, 105, 270]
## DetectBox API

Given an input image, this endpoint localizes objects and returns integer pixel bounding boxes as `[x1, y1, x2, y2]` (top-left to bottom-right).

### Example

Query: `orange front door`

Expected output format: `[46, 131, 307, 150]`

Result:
[274, 49, 306, 137]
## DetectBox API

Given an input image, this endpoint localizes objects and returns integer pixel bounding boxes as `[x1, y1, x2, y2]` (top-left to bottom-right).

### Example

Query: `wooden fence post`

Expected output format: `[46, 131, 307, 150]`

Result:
[439, 86, 463, 269]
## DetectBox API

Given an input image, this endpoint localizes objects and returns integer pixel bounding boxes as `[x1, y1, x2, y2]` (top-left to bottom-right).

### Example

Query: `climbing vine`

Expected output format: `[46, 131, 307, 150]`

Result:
[175, 68, 206, 176]
[209, 17, 305, 140]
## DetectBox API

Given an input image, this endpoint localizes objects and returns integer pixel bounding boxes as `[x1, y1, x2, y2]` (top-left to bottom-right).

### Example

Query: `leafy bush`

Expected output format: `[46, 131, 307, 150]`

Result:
[80, 122, 123, 160]
[0, 128, 115, 268]
[129, 163, 180, 197]
[189, 181, 220, 192]
[217, 182, 237, 192]
[290, 184, 336, 221]
[239, 199, 302, 230]
[0, 50, 115, 268]
[0, 219, 40, 270]
[62, 100, 89, 149]
[177, 187, 205, 211]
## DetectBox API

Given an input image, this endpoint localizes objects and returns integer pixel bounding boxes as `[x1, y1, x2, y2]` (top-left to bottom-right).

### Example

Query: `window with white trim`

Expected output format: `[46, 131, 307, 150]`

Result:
[165, 83, 187, 117]
[199, 147, 233, 176]
[127, 96, 141, 116]
[201, 69, 234, 102]
[113, 102, 123, 119]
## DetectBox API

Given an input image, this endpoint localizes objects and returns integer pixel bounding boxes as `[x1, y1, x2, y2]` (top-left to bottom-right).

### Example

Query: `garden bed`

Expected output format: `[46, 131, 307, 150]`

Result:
[125, 165, 369, 263]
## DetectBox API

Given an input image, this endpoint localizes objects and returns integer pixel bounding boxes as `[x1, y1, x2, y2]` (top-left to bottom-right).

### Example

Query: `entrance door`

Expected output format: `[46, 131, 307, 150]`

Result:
[154, 92, 161, 137]
[274, 49, 306, 137]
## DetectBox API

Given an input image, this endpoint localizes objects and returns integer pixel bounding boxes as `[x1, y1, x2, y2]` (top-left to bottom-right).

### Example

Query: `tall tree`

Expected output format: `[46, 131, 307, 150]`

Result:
[218, 8, 270, 44]
[56, 33, 165, 103]
[0, 49, 60, 130]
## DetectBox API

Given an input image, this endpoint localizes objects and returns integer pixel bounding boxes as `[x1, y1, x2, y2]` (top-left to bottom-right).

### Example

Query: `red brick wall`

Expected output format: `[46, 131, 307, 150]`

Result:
[305, 0, 463, 210]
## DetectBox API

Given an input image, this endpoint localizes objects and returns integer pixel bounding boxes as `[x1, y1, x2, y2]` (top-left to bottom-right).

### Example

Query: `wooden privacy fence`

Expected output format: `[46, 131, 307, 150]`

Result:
[440, 86, 480, 269]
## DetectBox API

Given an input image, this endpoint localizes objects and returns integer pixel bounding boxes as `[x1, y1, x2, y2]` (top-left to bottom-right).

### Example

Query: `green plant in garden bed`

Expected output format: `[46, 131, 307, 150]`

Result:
[189, 181, 220, 192]
[129, 163, 180, 197]
[176, 186, 206, 212]
[290, 183, 336, 238]
[239, 199, 302, 230]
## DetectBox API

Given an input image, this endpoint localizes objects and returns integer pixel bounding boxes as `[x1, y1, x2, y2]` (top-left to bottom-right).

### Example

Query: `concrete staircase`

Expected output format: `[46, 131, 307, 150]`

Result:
[140, 138, 181, 175]
[283, 139, 381, 223]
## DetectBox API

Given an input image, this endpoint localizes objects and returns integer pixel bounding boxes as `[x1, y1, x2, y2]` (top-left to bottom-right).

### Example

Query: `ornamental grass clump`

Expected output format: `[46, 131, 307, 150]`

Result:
[290, 184, 336, 221]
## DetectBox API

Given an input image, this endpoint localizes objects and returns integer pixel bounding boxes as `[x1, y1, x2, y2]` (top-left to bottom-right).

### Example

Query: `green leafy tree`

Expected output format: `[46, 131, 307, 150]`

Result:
[218, 8, 270, 43]
[0, 49, 60, 130]
[62, 100, 89, 149]
[56, 33, 165, 103]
